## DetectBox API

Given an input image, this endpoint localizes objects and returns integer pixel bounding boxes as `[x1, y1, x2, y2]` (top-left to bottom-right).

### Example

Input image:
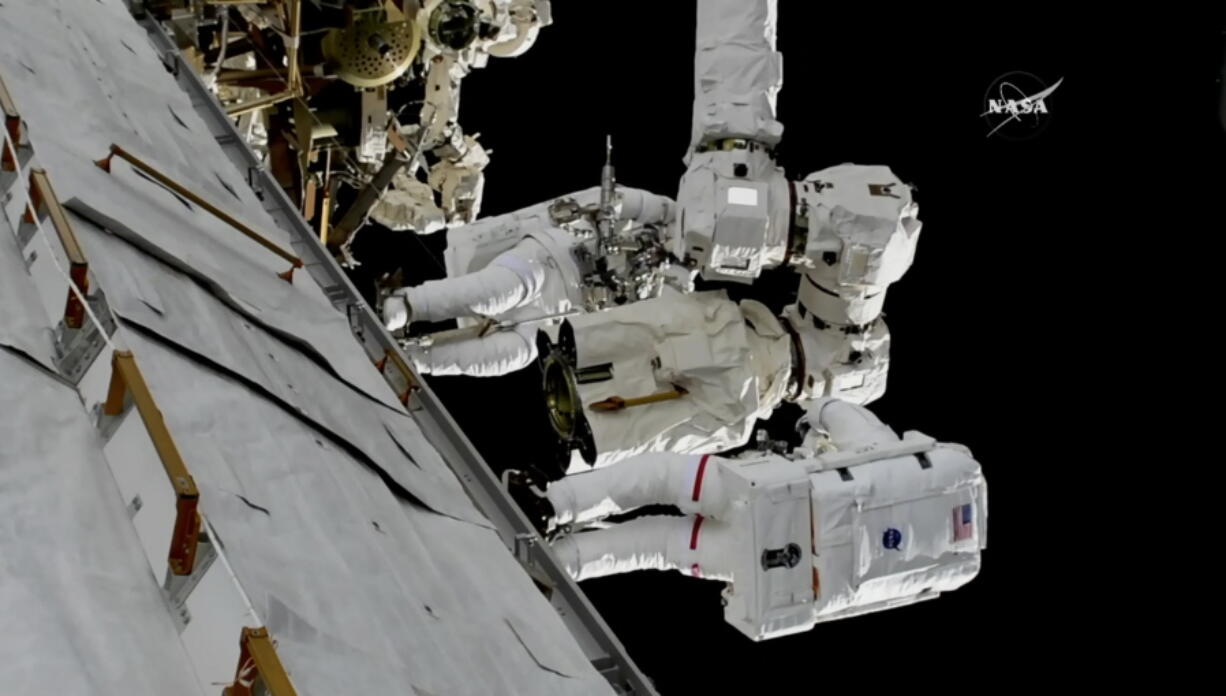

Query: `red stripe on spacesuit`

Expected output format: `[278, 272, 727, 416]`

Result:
[691, 454, 710, 502]
[689, 514, 704, 550]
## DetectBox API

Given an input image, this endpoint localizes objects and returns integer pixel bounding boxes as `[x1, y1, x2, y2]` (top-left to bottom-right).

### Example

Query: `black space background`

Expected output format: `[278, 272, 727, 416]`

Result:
[346, 4, 1226, 690]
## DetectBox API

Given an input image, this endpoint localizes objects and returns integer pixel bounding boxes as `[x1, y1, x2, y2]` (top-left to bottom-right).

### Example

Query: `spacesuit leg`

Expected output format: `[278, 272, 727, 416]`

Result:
[548, 453, 731, 526]
[551, 515, 736, 582]
[407, 324, 539, 377]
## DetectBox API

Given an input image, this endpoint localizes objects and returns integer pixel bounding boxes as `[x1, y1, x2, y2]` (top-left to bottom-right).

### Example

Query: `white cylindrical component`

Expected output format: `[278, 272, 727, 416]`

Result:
[407, 324, 537, 377]
[804, 398, 899, 449]
[690, 0, 782, 148]
[548, 452, 730, 526]
[617, 187, 676, 226]
[798, 272, 887, 327]
[404, 238, 550, 322]
[793, 164, 922, 325]
[551, 515, 735, 582]
[787, 303, 890, 405]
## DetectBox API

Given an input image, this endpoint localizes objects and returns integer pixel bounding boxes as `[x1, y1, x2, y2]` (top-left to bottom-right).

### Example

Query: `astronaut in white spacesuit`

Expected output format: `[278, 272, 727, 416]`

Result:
[381, 181, 683, 376]
[509, 398, 987, 641]
[538, 161, 920, 470]
[538, 288, 791, 470]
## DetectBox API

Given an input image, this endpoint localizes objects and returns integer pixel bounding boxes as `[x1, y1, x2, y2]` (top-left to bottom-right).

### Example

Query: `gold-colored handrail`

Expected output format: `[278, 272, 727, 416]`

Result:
[224, 626, 299, 696]
[95, 144, 304, 282]
[103, 350, 202, 576]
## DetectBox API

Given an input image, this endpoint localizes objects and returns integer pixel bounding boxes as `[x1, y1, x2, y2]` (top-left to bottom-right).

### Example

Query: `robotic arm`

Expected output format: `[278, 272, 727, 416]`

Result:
[781, 163, 921, 402]
[362, 1, 553, 236]
[675, 0, 790, 282]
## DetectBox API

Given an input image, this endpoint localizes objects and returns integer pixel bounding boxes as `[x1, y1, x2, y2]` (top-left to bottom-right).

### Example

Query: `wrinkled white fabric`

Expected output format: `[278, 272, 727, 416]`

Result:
[787, 303, 891, 405]
[689, 0, 782, 149]
[808, 444, 986, 622]
[552, 516, 735, 583]
[795, 164, 922, 325]
[805, 397, 899, 448]
[405, 237, 552, 322]
[0, 1, 614, 691]
[549, 452, 730, 526]
[409, 323, 538, 377]
[400, 229, 581, 376]
[548, 402, 987, 634]
[444, 186, 674, 281]
[568, 291, 791, 469]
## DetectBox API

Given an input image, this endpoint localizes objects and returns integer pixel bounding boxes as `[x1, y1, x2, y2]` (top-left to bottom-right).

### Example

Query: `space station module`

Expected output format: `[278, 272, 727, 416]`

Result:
[381, 183, 684, 376]
[541, 399, 987, 641]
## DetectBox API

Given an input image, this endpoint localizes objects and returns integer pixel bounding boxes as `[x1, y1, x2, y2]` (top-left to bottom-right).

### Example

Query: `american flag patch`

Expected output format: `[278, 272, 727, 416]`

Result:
[952, 503, 974, 542]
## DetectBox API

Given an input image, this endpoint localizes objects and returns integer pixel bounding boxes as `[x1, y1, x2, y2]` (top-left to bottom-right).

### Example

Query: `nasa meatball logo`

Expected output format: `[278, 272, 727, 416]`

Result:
[982, 72, 1064, 140]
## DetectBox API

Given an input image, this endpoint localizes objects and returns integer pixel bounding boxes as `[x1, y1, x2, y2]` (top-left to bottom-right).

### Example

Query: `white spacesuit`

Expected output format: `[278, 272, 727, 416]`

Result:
[381, 184, 680, 376]
[533, 399, 987, 641]
[538, 164, 920, 469]
[542, 289, 792, 471]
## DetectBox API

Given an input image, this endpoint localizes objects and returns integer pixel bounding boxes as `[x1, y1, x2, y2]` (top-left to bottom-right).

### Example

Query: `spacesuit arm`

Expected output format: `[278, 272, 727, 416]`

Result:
[395, 237, 551, 324]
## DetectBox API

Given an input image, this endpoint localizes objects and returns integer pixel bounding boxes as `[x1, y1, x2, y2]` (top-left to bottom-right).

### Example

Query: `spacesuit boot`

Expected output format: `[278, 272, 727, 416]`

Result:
[503, 466, 555, 535]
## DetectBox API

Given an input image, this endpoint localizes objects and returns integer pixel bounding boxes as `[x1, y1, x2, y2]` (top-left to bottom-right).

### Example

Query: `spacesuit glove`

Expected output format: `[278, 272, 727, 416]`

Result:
[382, 290, 412, 332]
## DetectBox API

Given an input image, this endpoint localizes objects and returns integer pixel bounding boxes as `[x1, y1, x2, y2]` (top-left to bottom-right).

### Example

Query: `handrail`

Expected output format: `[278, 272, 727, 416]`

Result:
[103, 349, 202, 576]
[224, 627, 299, 696]
[95, 144, 304, 282]
[125, 6, 657, 691]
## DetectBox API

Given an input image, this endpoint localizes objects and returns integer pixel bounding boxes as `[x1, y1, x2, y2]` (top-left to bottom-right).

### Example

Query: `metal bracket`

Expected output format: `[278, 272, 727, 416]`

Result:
[94, 395, 131, 441]
[163, 530, 218, 632]
[513, 532, 556, 596]
[159, 47, 180, 77]
[246, 166, 265, 199]
[14, 213, 36, 249]
[513, 531, 538, 565]
[53, 291, 116, 384]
